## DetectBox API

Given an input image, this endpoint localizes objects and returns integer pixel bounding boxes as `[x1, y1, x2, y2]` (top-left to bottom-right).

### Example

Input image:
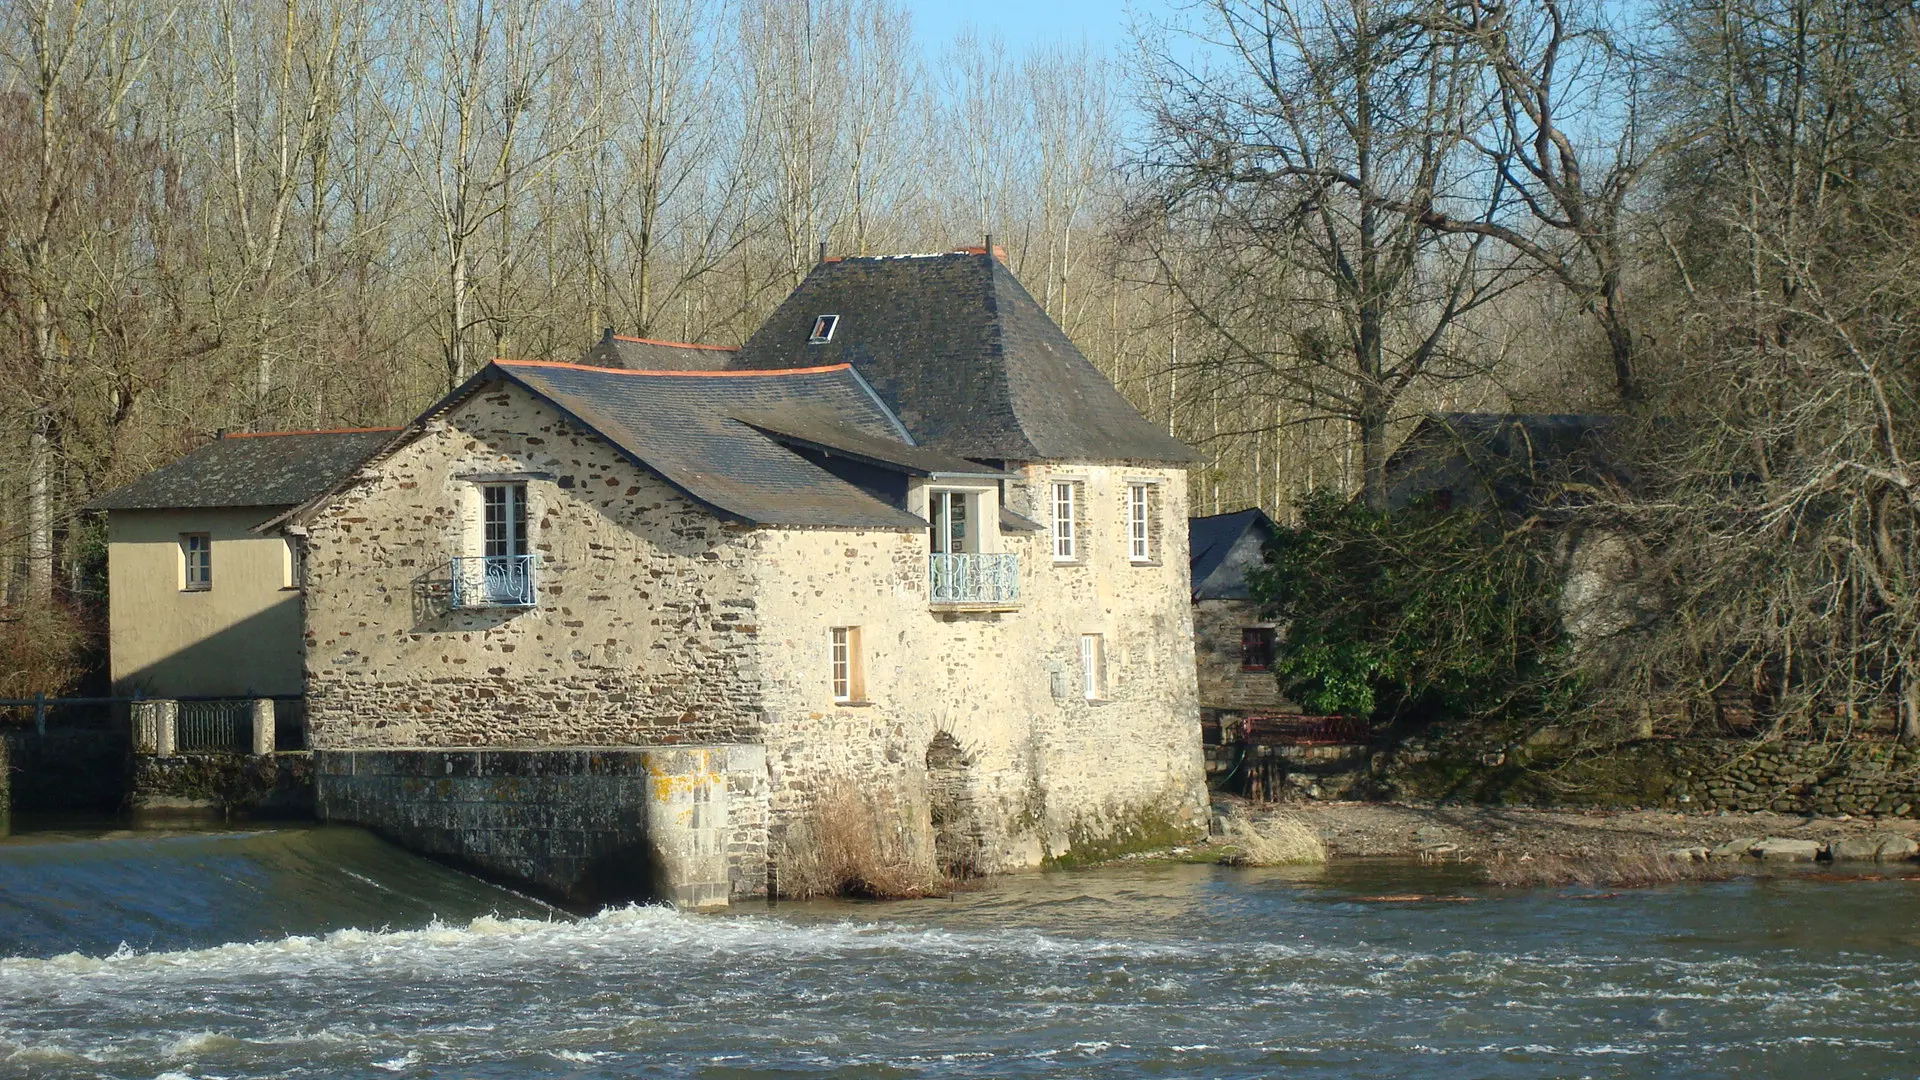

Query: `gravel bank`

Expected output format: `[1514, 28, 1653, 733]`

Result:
[1226, 798, 1920, 861]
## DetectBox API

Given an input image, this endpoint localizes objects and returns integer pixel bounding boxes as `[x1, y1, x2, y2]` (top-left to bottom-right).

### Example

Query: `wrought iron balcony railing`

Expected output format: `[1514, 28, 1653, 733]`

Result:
[929, 552, 1020, 607]
[450, 554, 538, 609]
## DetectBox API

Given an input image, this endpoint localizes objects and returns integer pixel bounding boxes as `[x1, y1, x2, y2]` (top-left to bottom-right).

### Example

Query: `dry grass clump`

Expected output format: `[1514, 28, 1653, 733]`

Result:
[1482, 851, 1735, 889]
[1219, 811, 1329, 866]
[778, 783, 943, 900]
[0, 603, 92, 699]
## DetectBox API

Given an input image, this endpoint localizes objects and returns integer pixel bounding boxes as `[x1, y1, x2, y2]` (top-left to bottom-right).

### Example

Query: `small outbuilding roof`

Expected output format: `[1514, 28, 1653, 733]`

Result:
[579, 330, 736, 371]
[1189, 508, 1278, 601]
[733, 251, 1198, 464]
[1385, 412, 1626, 512]
[87, 428, 400, 512]
[422, 360, 931, 530]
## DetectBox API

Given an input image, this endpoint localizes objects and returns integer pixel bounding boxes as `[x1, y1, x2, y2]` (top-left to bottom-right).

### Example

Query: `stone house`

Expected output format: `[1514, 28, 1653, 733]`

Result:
[1188, 508, 1291, 735]
[86, 428, 397, 702]
[278, 250, 1210, 905]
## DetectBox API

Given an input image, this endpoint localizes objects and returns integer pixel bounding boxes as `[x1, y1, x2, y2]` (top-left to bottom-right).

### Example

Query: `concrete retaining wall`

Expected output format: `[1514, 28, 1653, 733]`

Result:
[314, 746, 769, 908]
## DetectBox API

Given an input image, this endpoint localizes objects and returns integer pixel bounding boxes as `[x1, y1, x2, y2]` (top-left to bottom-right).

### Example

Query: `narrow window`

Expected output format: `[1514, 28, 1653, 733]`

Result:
[1052, 481, 1078, 561]
[482, 483, 529, 558]
[281, 537, 304, 590]
[1241, 627, 1277, 672]
[1127, 483, 1155, 562]
[181, 533, 212, 591]
[809, 314, 839, 343]
[1079, 633, 1104, 700]
[929, 490, 972, 554]
[831, 626, 863, 702]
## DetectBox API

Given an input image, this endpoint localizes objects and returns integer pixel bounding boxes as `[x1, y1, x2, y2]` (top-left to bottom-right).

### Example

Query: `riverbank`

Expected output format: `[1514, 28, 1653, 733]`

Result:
[1220, 798, 1920, 863]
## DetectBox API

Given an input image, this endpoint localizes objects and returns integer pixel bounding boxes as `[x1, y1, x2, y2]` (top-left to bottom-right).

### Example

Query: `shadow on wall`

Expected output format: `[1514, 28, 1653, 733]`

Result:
[116, 595, 304, 699]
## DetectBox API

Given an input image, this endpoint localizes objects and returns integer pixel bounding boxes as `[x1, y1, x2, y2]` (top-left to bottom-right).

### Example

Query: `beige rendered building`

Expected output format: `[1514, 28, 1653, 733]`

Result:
[282, 250, 1212, 899]
[88, 429, 397, 700]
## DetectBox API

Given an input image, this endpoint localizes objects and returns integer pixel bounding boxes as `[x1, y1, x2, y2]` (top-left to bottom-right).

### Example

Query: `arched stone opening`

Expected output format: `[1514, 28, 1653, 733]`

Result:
[926, 732, 984, 878]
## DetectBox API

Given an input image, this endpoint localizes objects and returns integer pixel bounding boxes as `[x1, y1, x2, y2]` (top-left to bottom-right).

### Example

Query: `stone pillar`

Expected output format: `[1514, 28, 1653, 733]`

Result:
[132, 702, 158, 756]
[643, 747, 731, 909]
[154, 700, 178, 759]
[250, 698, 276, 757]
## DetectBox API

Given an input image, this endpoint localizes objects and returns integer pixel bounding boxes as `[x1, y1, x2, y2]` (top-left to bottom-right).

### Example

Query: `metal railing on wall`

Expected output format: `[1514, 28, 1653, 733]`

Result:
[175, 699, 253, 753]
[0, 695, 303, 757]
[929, 552, 1021, 606]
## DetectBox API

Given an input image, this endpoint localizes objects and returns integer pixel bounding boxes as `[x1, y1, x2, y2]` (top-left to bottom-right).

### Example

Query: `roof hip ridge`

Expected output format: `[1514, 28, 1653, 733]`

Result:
[493, 358, 852, 378]
[609, 334, 736, 350]
[222, 426, 404, 439]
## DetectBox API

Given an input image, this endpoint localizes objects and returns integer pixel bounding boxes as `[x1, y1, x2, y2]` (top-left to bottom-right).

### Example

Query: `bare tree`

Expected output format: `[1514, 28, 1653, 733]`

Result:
[1139, 0, 1524, 509]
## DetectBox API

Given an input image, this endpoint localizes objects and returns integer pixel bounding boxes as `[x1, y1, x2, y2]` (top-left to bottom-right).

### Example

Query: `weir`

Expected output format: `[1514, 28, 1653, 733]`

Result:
[313, 745, 769, 909]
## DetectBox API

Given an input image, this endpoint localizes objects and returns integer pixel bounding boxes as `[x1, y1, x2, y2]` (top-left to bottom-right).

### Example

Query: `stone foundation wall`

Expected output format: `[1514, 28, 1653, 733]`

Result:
[314, 746, 769, 908]
[131, 753, 315, 818]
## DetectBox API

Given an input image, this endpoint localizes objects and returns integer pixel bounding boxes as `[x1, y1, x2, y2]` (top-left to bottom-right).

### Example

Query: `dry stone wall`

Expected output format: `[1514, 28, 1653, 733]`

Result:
[1271, 734, 1920, 816]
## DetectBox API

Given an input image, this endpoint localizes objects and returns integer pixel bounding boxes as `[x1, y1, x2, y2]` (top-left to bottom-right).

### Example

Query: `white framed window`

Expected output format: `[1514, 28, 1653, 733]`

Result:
[809, 314, 839, 343]
[1079, 633, 1105, 700]
[831, 626, 863, 703]
[482, 483, 529, 558]
[929, 490, 974, 554]
[1052, 481, 1079, 562]
[1127, 483, 1155, 562]
[180, 533, 212, 591]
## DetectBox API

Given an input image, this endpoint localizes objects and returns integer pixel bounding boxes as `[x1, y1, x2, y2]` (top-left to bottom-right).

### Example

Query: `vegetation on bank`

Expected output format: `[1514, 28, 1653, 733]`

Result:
[1249, 491, 1575, 733]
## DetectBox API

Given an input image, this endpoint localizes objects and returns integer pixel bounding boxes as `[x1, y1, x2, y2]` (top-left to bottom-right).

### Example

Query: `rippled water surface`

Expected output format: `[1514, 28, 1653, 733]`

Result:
[3, 823, 1920, 1079]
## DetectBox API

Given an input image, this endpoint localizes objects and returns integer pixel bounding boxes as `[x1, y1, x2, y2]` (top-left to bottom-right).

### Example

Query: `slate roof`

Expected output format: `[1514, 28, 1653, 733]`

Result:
[1189, 508, 1278, 601]
[733, 410, 1005, 478]
[579, 330, 736, 371]
[427, 361, 928, 530]
[88, 428, 400, 512]
[1385, 413, 1626, 512]
[732, 252, 1197, 464]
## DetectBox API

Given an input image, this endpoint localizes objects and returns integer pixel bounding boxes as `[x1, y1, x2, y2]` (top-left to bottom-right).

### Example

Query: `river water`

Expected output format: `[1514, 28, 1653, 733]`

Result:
[3, 824, 1919, 1079]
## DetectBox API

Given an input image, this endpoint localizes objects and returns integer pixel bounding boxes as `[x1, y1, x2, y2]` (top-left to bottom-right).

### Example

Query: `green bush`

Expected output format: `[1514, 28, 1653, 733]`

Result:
[1249, 491, 1575, 727]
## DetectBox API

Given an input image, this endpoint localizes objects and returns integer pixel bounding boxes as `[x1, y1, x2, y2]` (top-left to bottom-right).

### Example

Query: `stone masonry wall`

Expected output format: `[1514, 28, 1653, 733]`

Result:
[750, 462, 1210, 872]
[315, 746, 769, 907]
[302, 384, 764, 748]
[1194, 598, 1291, 714]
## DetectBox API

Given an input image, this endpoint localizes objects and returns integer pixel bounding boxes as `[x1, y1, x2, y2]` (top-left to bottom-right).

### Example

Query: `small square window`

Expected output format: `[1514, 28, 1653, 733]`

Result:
[1241, 627, 1277, 672]
[808, 314, 839, 343]
[181, 533, 212, 591]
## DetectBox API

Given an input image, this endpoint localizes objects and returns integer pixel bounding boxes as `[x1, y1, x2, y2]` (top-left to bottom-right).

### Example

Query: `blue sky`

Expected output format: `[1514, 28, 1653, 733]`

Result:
[905, 0, 1162, 53]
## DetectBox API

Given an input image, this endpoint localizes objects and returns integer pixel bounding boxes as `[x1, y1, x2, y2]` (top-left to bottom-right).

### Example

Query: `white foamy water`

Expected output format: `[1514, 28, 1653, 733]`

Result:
[4, 828, 1920, 1079]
